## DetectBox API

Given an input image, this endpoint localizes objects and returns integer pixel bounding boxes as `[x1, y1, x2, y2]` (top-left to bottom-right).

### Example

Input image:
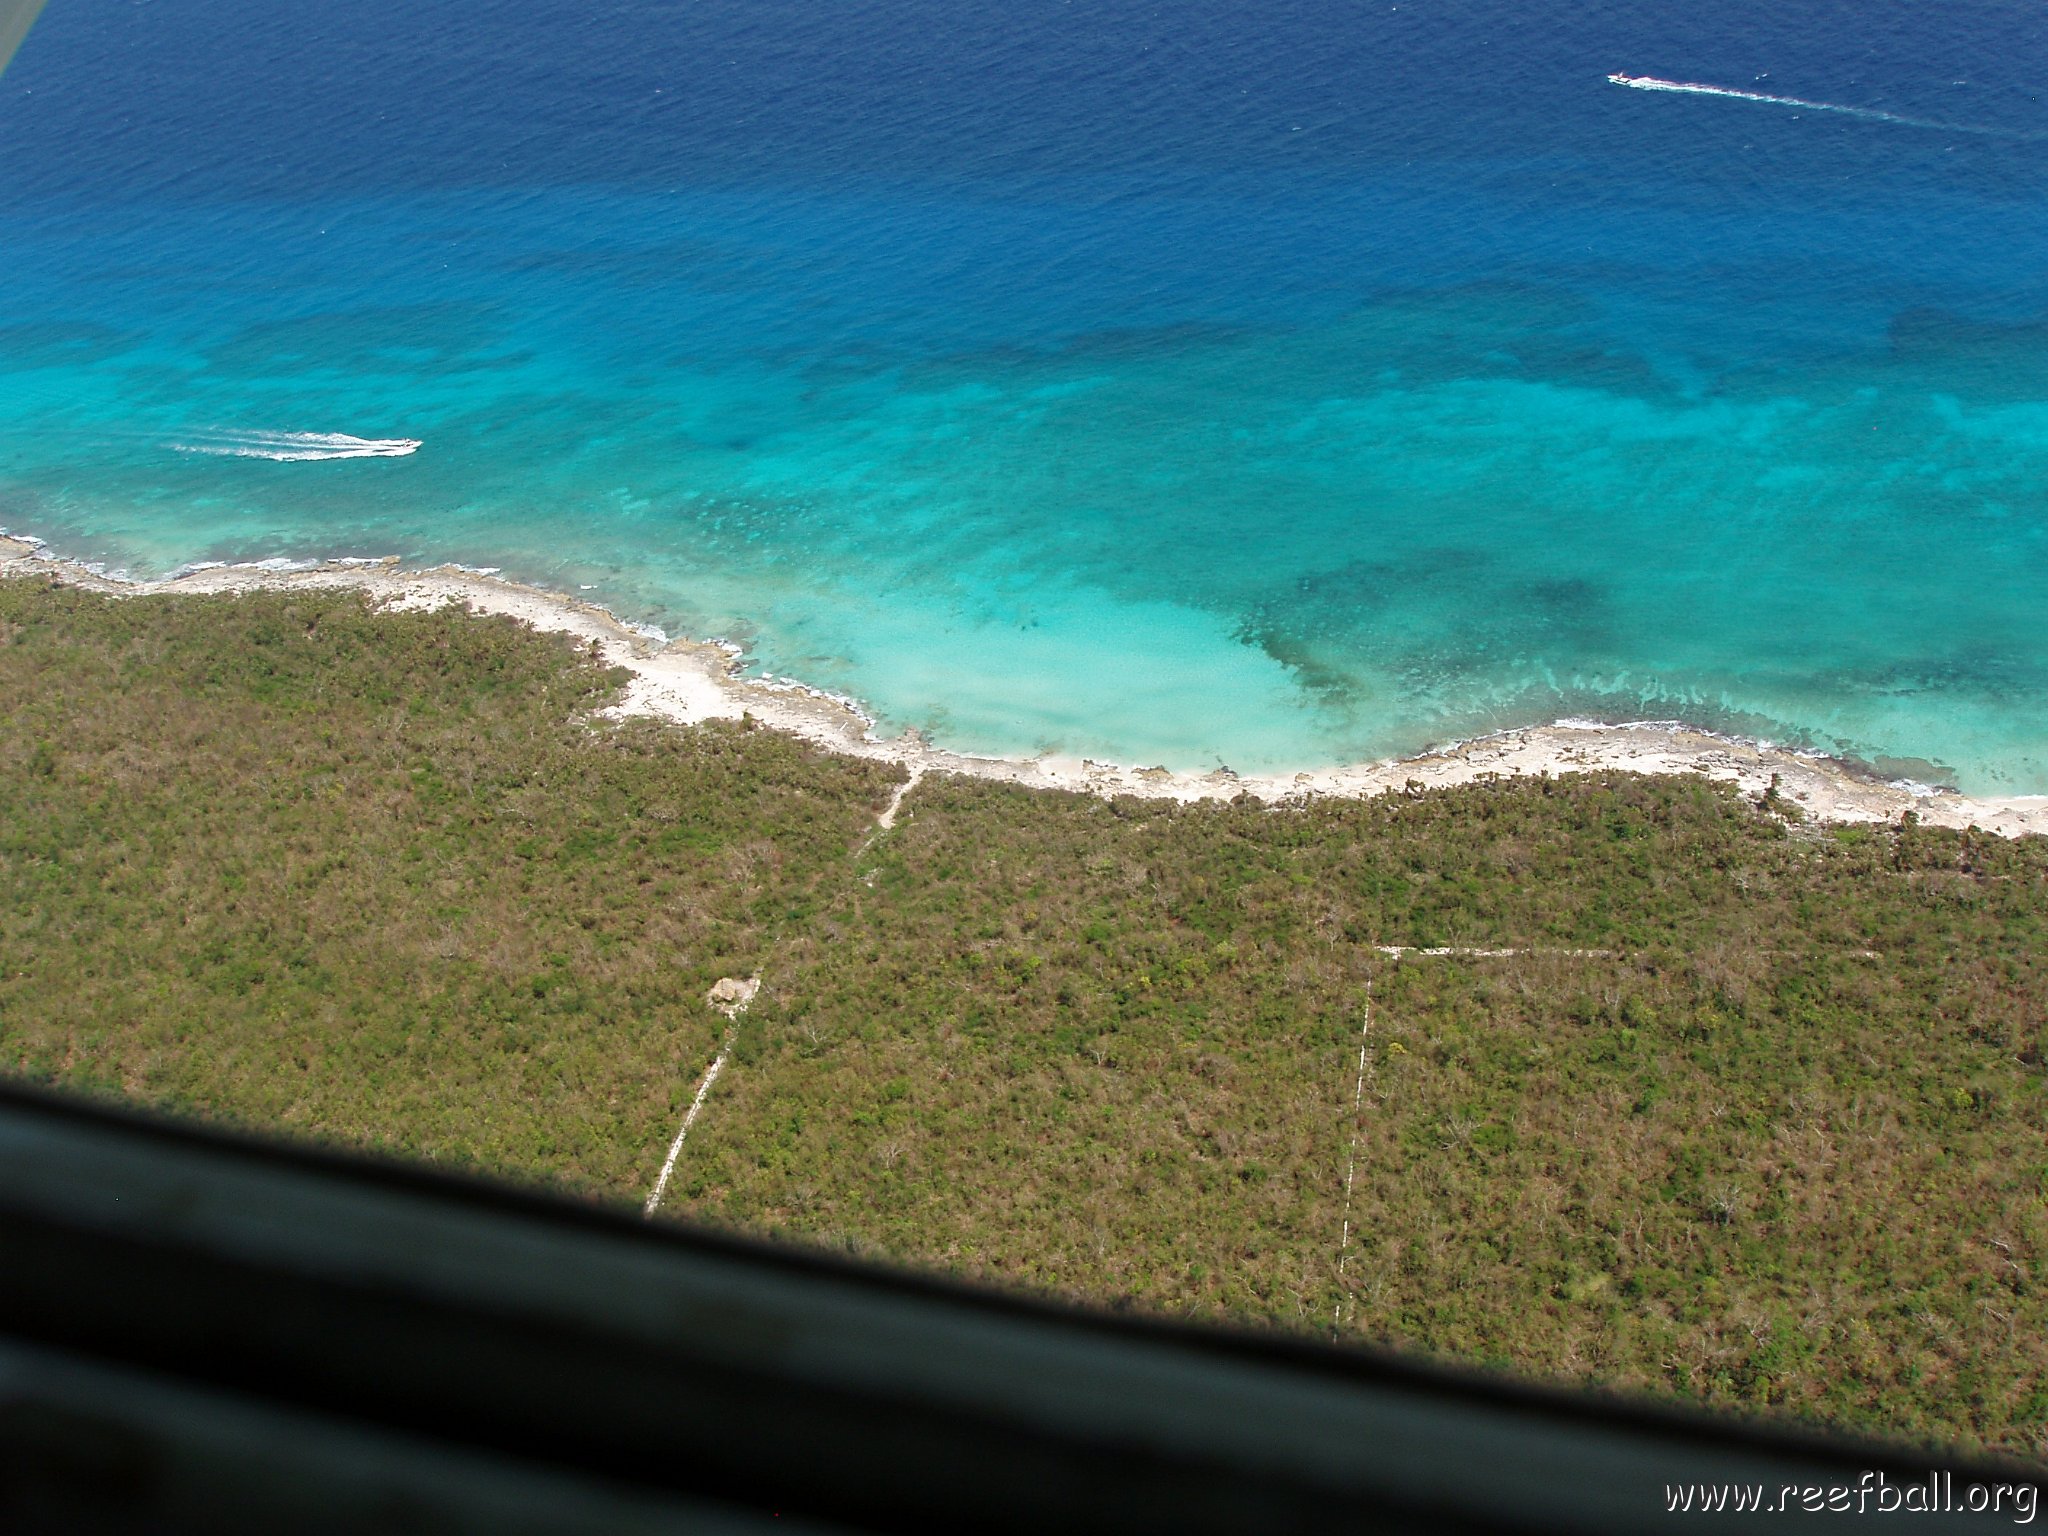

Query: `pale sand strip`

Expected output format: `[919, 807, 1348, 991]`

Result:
[1333, 977, 1372, 1335]
[642, 975, 760, 1218]
[642, 1041, 731, 1219]
[6, 535, 2045, 839]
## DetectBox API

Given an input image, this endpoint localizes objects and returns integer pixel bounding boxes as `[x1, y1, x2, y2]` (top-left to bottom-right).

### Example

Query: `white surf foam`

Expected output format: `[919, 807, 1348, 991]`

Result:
[170, 429, 421, 462]
[1606, 72, 2030, 138]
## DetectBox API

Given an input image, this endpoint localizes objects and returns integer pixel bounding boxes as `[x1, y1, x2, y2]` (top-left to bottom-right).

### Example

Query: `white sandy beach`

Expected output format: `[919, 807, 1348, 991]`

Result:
[6, 534, 2045, 839]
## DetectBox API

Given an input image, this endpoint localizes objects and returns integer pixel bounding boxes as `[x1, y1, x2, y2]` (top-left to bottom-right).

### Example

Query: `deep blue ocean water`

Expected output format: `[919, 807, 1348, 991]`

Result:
[3, 1, 2047, 788]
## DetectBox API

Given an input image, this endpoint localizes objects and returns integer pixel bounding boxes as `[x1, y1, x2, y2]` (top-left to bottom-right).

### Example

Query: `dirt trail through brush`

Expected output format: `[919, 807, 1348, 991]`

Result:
[642, 976, 757, 1217]
[640, 768, 929, 1214]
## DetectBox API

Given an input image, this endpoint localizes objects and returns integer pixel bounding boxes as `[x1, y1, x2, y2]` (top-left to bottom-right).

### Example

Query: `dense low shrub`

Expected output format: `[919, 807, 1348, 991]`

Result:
[4, 577, 2043, 1459]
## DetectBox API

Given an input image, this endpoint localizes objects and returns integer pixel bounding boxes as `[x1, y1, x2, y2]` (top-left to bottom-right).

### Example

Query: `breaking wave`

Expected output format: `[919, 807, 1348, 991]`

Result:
[170, 430, 421, 462]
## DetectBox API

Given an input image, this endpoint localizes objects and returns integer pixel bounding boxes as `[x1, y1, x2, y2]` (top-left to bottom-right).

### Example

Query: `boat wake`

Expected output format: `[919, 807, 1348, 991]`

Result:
[170, 429, 421, 462]
[1606, 73, 2031, 138]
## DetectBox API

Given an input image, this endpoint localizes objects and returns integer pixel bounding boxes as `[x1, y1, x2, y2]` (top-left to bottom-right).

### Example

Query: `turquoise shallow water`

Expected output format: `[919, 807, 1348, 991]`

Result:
[4, 3, 2048, 791]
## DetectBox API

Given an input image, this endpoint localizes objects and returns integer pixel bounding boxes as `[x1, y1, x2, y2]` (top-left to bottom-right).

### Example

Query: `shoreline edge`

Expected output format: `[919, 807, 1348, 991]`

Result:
[6, 534, 2044, 839]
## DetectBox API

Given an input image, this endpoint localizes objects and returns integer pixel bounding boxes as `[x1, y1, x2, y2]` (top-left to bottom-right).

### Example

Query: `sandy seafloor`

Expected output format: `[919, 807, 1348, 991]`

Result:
[8, 535, 2042, 839]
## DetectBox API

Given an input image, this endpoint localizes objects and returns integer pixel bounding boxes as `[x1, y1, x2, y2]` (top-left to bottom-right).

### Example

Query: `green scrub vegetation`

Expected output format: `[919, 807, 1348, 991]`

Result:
[3, 577, 2044, 1462]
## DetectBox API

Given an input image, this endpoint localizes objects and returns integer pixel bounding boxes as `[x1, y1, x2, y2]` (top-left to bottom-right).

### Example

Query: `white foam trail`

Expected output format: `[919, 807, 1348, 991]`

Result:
[1606, 72, 2027, 137]
[170, 429, 421, 462]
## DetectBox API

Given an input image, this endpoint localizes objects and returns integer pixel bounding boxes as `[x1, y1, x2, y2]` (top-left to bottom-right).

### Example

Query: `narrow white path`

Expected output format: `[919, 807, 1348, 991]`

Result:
[1374, 943, 1877, 961]
[1333, 977, 1373, 1334]
[856, 768, 924, 857]
[875, 768, 923, 831]
[1373, 944, 1616, 959]
[643, 976, 758, 1219]
[642, 1035, 734, 1218]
